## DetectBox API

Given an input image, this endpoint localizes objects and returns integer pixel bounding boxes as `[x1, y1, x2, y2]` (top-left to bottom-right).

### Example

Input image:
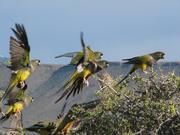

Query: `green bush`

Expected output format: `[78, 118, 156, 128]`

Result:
[73, 71, 180, 135]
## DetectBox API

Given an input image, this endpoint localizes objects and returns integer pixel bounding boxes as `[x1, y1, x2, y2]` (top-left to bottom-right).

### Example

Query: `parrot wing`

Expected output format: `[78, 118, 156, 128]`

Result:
[55, 71, 84, 103]
[116, 65, 137, 86]
[55, 52, 80, 59]
[9, 23, 30, 71]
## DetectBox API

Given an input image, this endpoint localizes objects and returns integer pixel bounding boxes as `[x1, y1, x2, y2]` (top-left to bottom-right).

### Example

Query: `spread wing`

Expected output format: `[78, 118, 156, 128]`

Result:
[53, 100, 100, 135]
[55, 71, 84, 103]
[80, 32, 99, 64]
[122, 55, 152, 65]
[9, 23, 30, 70]
[55, 52, 79, 58]
[80, 32, 88, 64]
[5, 87, 26, 105]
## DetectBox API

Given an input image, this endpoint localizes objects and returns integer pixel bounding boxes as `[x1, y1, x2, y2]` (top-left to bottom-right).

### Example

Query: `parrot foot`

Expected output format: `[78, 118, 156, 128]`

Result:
[14, 113, 18, 118]
[83, 79, 89, 86]
[14, 111, 21, 118]
[17, 81, 27, 90]
[1, 111, 5, 116]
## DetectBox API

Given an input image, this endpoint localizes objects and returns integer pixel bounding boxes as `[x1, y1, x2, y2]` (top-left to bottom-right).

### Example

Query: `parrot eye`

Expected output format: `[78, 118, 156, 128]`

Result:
[31, 97, 34, 102]
[105, 62, 109, 67]
[36, 60, 40, 65]
[161, 53, 165, 59]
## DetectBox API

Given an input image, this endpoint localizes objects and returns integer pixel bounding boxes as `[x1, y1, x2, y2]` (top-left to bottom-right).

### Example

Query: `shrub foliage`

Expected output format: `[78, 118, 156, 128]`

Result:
[73, 71, 180, 135]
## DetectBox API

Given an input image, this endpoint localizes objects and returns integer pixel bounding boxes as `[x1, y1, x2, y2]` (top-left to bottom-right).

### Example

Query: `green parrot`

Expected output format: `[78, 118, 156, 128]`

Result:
[5, 84, 27, 106]
[5, 100, 100, 135]
[54, 32, 108, 102]
[53, 100, 100, 135]
[3, 115, 62, 135]
[55, 60, 109, 103]
[1, 24, 40, 102]
[24, 113, 80, 135]
[116, 51, 165, 85]
[55, 32, 103, 66]
[0, 94, 33, 124]
[55, 51, 103, 66]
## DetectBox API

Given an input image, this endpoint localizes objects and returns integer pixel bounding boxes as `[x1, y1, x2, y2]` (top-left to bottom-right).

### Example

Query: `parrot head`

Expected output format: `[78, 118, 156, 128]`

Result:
[24, 96, 34, 106]
[94, 51, 103, 59]
[30, 59, 40, 72]
[94, 60, 109, 73]
[150, 51, 165, 61]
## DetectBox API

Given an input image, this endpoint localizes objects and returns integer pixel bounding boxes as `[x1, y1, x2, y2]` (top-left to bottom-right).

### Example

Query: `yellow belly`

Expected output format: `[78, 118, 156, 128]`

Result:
[137, 64, 148, 72]
[83, 69, 91, 78]
[17, 69, 31, 81]
[13, 102, 24, 113]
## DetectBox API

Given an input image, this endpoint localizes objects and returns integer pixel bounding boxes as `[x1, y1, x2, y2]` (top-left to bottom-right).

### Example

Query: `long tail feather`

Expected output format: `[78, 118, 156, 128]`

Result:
[55, 52, 78, 58]
[116, 66, 136, 86]
[0, 114, 10, 124]
[1, 82, 16, 102]
[55, 90, 70, 104]
[55, 77, 84, 103]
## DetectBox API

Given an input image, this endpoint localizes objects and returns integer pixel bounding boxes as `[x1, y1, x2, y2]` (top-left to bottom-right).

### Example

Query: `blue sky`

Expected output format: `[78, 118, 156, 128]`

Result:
[0, 0, 180, 64]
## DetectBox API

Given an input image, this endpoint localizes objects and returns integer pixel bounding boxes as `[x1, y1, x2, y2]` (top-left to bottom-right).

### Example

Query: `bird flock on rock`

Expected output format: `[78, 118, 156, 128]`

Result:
[0, 23, 165, 134]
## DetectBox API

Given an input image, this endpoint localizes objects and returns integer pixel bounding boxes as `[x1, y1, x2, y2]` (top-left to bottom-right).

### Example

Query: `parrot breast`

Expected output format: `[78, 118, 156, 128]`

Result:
[12, 102, 24, 113]
[17, 69, 31, 81]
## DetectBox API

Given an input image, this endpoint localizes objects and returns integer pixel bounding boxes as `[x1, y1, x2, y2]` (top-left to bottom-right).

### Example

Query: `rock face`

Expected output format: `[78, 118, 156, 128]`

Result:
[0, 62, 179, 129]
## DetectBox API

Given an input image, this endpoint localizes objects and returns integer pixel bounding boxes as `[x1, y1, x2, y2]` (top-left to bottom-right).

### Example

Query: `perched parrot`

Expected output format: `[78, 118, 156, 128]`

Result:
[55, 60, 109, 103]
[1, 24, 40, 102]
[116, 51, 165, 85]
[55, 32, 103, 67]
[0, 94, 33, 124]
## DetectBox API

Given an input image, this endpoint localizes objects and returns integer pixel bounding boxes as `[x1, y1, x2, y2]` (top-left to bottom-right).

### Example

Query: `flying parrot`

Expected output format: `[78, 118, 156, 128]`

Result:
[55, 60, 109, 103]
[116, 51, 165, 85]
[0, 94, 33, 124]
[1, 23, 40, 103]
[55, 32, 103, 68]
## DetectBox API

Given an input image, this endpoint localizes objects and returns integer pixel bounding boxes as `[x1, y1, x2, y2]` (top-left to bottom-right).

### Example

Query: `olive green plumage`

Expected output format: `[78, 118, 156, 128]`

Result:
[0, 90, 33, 124]
[25, 120, 58, 135]
[55, 50, 103, 66]
[25, 113, 80, 135]
[116, 51, 165, 85]
[55, 60, 109, 103]
[55, 32, 103, 66]
[1, 24, 40, 103]
[55, 32, 108, 102]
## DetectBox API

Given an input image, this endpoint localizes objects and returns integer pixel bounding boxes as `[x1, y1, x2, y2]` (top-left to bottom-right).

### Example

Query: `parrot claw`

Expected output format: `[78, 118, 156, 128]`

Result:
[1, 112, 5, 116]
[18, 81, 27, 90]
[83, 79, 89, 86]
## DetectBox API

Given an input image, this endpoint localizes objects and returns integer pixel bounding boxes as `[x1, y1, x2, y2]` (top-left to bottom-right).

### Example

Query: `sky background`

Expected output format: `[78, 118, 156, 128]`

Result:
[0, 0, 180, 64]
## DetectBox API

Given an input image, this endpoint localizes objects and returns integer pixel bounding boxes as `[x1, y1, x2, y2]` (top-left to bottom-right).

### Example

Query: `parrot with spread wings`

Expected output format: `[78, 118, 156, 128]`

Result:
[55, 32, 103, 67]
[55, 32, 109, 102]
[1, 24, 40, 103]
